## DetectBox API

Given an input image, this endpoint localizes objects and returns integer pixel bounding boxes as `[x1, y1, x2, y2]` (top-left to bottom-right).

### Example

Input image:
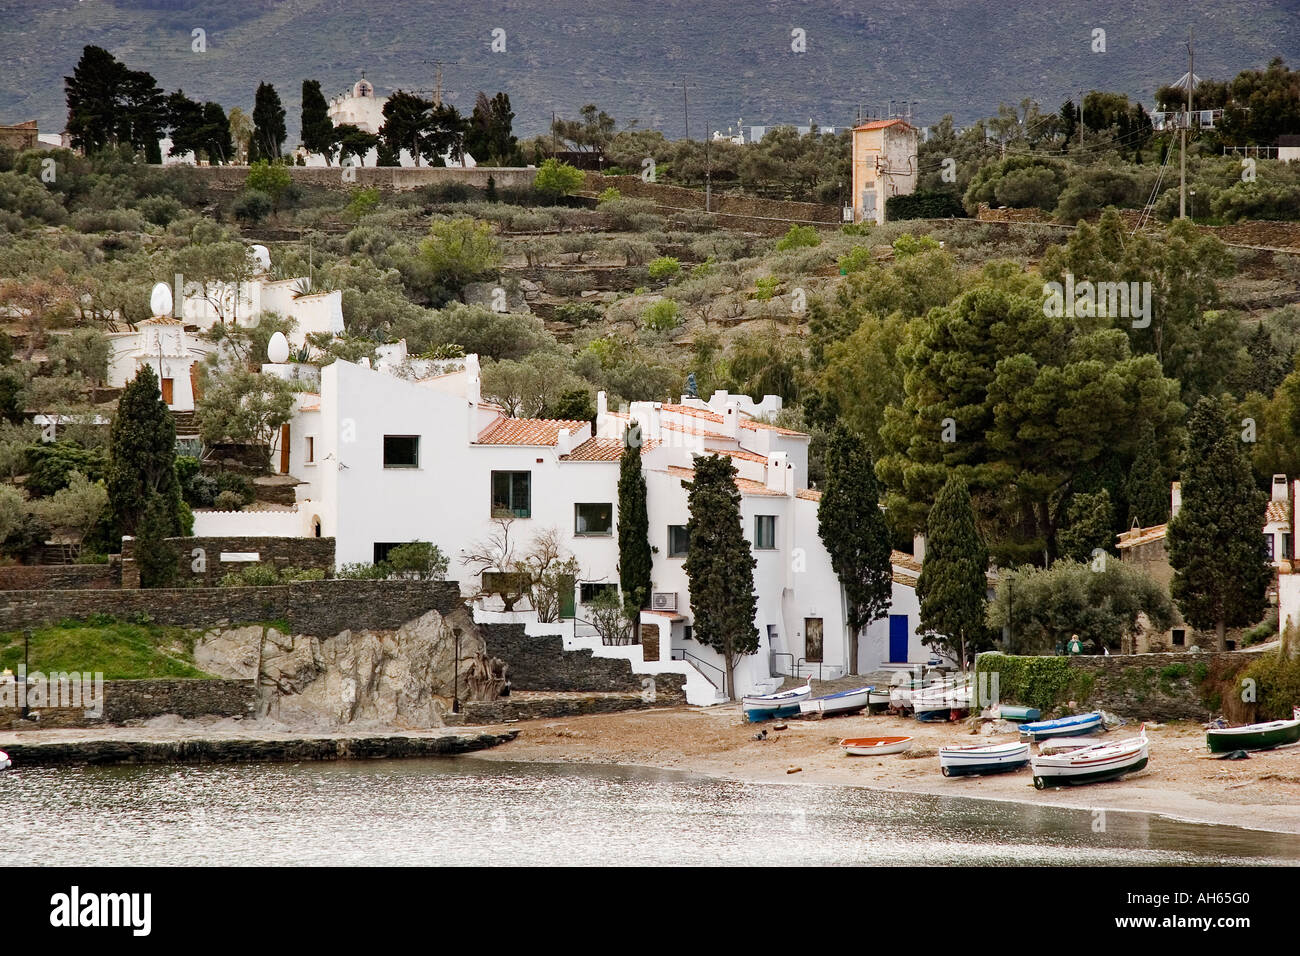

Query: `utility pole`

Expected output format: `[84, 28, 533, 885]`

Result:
[682, 75, 690, 139]
[1180, 32, 1194, 219]
[704, 118, 711, 211]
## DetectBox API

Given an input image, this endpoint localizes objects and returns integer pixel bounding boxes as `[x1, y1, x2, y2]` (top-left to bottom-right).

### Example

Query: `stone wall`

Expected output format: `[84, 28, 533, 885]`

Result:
[1061, 652, 1254, 722]
[120, 535, 335, 588]
[587, 173, 840, 229]
[185, 165, 537, 193]
[0, 678, 256, 730]
[0, 562, 119, 591]
[480, 623, 686, 699]
[455, 693, 664, 725]
[0, 579, 461, 636]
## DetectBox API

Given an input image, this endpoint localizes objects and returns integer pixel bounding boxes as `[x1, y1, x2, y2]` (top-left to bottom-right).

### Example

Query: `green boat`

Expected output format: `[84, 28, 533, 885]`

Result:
[1206, 708, 1300, 754]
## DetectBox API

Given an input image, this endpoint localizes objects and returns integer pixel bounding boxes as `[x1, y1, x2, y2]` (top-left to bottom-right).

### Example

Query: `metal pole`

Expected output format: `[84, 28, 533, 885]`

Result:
[452, 627, 461, 713]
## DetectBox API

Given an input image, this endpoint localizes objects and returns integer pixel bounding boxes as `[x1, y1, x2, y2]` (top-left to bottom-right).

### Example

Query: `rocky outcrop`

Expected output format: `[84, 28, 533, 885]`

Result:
[194, 605, 490, 729]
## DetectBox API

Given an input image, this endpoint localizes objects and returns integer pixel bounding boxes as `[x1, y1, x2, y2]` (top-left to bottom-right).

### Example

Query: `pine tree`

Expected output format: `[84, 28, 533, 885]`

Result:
[1168, 396, 1272, 651]
[300, 79, 336, 163]
[1057, 488, 1114, 562]
[136, 492, 178, 589]
[683, 455, 759, 698]
[251, 82, 287, 162]
[817, 426, 892, 675]
[1126, 420, 1170, 528]
[107, 366, 182, 538]
[916, 475, 989, 669]
[617, 421, 652, 611]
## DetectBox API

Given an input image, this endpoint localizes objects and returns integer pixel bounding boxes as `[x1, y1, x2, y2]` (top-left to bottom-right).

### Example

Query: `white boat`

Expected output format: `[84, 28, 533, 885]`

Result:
[743, 684, 811, 722]
[1037, 737, 1107, 755]
[1031, 728, 1149, 789]
[799, 686, 871, 718]
[841, 736, 913, 756]
[1018, 711, 1105, 741]
[913, 678, 973, 719]
[938, 741, 1031, 777]
[0, 750, 9, 770]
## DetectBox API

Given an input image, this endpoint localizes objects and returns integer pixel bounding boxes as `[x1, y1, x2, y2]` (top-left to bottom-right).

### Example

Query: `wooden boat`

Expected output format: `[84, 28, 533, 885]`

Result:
[0, 749, 9, 770]
[994, 705, 1041, 722]
[867, 689, 891, 713]
[743, 684, 811, 722]
[939, 741, 1031, 777]
[841, 735, 913, 756]
[1019, 711, 1105, 741]
[1031, 728, 1148, 789]
[799, 686, 871, 718]
[1206, 708, 1300, 753]
[1037, 737, 1106, 755]
[914, 679, 972, 721]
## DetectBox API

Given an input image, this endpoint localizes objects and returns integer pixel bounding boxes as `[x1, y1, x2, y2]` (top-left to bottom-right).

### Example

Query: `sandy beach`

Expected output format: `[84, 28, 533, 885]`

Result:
[473, 704, 1300, 834]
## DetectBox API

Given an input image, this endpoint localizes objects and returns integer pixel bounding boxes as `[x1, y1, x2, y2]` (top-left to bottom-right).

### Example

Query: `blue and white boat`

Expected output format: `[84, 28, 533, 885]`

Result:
[1019, 711, 1105, 741]
[799, 686, 871, 718]
[743, 684, 811, 722]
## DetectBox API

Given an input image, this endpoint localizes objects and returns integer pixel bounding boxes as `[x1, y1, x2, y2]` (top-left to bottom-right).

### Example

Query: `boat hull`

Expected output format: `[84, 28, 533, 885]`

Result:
[1033, 755, 1148, 789]
[939, 743, 1030, 777]
[799, 687, 871, 718]
[1031, 738, 1149, 789]
[1019, 712, 1105, 741]
[743, 686, 811, 722]
[1207, 719, 1300, 753]
[841, 736, 912, 756]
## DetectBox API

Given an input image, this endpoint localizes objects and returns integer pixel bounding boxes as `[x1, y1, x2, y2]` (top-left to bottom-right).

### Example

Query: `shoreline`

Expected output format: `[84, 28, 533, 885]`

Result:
[469, 704, 1300, 836]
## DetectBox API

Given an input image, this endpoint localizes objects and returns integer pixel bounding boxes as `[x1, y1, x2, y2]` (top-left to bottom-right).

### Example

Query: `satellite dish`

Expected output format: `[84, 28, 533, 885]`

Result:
[267, 331, 290, 364]
[149, 282, 173, 317]
[249, 244, 272, 273]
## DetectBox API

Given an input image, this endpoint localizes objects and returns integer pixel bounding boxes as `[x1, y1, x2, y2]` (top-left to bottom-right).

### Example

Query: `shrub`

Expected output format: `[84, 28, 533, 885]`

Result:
[1241, 652, 1300, 720]
[885, 190, 967, 221]
[641, 299, 682, 331]
[552, 302, 603, 325]
[774, 225, 822, 250]
[838, 245, 874, 274]
[534, 158, 585, 199]
[752, 276, 780, 300]
[234, 189, 273, 224]
[597, 186, 621, 204]
[336, 561, 390, 580]
[647, 256, 681, 281]
[213, 490, 244, 511]
[974, 653, 1096, 713]
[384, 541, 449, 580]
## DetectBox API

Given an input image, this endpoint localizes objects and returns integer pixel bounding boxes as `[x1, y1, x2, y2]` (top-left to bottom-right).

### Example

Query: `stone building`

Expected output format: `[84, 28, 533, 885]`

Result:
[850, 119, 917, 224]
[0, 120, 39, 151]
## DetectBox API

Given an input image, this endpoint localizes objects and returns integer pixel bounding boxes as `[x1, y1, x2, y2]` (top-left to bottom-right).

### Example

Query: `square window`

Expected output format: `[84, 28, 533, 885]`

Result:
[491, 471, 531, 518]
[755, 515, 777, 550]
[580, 582, 618, 604]
[667, 525, 689, 558]
[383, 435, 419, 468]
[575, 503, 613, 536]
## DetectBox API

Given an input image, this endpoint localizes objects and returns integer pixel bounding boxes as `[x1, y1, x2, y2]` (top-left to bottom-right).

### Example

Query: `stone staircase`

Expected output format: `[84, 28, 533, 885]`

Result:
[170, 409, 199, 437]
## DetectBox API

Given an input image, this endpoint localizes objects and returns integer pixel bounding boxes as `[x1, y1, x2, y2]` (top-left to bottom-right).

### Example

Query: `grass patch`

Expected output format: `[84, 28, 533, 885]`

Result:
[0, 618, 215, 679]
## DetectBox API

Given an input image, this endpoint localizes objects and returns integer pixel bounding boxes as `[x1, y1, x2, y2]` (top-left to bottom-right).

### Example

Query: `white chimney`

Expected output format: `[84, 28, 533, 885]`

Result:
[913, 533, 926, 563]
[1170, 481, 1182, 520]
[556, 427, 572, 458]
[1273, 474, 1288, 502]
[723, 403, 740, 440]
[596, 390, 608, 426]
[766, 451, 788, 492]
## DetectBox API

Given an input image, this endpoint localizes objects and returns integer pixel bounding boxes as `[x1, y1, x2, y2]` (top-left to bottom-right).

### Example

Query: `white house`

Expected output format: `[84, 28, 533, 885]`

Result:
[105, 317, 212, 412]
[261, 354, 937, 699]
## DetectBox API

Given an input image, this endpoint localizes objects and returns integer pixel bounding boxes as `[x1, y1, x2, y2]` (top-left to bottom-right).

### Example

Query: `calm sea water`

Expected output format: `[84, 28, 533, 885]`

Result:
[2, 757, 1297, 866]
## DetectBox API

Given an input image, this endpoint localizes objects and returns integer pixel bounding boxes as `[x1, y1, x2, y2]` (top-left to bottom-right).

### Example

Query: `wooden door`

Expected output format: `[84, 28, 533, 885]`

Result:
[161, 377, 174, 404]
[279, 424, 290, 473]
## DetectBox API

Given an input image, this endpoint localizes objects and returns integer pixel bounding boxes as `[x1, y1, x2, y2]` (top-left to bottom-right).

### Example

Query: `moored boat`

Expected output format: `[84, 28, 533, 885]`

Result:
[867, 689, 891, 713]
[841, 735, 913, 756]
[1037, 737, 1106, 755]
[743, 684, 811, 722]
[0, 749, 9, 770]
[799, 686, 871, 718]
[938, 741, 1030, 777]
[1206, 708, 1300, 753]
[1019, 711, 1105, 741]
[994, 705, 1041, 722]
[1030, 728, 1149, 789]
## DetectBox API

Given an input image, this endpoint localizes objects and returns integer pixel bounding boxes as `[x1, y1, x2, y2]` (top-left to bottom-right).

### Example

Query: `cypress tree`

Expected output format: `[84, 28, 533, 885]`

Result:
[1125, 420, 1170, 528]
[136, 492, 178, 589]
[617, 421, 652, 611]
[817, 425, 892, 675]
[251, 81, 287, 162]
[1168, 396, 1271, 650]
[916, 475, 989, 670]
[107, 365, 182, 538]
[683, 455, 758, 698]
[300, 79, 336, 163]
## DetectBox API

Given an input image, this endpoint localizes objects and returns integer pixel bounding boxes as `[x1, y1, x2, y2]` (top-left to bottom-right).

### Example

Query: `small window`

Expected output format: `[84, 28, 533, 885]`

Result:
[383, 435, 419, 468]
[575, 502, 613, 536]
[755, 515, 777, 550]
[305, 436, 315, 464]
[683, 624, 693, 643]
[667, 525, 689, 558]
[491, 471, 531, 518]
[580, 582, 618, 604]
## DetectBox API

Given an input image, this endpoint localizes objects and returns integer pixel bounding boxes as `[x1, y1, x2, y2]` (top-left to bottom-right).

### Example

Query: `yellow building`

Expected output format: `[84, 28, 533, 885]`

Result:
[851, 119, 918, 224]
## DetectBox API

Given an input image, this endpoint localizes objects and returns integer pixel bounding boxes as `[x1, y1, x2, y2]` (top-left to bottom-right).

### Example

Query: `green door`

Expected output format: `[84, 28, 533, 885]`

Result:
[559, 575, 576, 619]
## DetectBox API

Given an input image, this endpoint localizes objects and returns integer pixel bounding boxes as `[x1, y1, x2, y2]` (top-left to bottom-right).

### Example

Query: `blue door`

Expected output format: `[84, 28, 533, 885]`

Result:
[889, 614, 909, 664]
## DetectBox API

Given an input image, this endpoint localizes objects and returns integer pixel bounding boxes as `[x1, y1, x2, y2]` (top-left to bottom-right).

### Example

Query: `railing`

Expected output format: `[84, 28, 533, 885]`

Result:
[769, 651, 794, 677]
[671, 649, 725, 692]
[796, 657, 824, 682]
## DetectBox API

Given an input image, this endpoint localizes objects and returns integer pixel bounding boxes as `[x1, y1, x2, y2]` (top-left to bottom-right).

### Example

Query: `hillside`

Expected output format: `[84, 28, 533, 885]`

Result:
[2, 0, 1299, 141]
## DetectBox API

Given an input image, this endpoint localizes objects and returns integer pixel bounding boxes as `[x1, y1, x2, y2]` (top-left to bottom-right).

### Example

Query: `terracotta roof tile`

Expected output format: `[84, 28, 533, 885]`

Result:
[1267, 501, 1290, 525]
[561, 437, 660, 461]
[661, 420, 733, 439]
[661, 404, 725, 423]
[664, 465, 785, 496]
[1115, 523, 1168, 549]
[891, 550, 922, 573]
[795, 488, 821, 502]
[854, 119, 916, 132]
[739, 419, 808, 437]
[477, 418, 589, 446]
[705, 446, 767, 463]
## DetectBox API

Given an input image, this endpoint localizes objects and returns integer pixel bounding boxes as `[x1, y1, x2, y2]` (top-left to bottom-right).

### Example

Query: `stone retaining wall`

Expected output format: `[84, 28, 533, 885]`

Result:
[480, 623, 685, 700]
[588, 173, 840, 227]
[1062, 652, 1254, 722]
[1, 678, 257, 730]
[185, 165, 537, 192]
[0, 562, 119, 591]
[120, 535, 335, 588]
[455, 693, 664, 725]
[0, 579, 461, 635]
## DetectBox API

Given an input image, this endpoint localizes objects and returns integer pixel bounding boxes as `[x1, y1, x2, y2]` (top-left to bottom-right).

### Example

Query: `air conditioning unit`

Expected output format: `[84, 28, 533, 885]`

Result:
[651, 592, 677, 611]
